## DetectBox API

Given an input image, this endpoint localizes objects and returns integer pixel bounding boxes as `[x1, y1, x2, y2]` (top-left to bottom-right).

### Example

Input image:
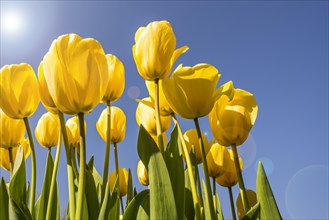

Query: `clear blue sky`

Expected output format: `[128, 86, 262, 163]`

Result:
[1, 1, 328, 219]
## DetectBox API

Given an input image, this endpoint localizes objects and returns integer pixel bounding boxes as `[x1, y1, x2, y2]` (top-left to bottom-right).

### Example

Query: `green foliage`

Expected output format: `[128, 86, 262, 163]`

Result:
[122, 189, 150, 220]
[242, 202, 260, 220]
[0, 178, 9, 219]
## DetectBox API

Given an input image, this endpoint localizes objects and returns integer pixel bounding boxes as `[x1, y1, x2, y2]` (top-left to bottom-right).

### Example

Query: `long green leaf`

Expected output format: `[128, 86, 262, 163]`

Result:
[202, 180, 212, 220]
[137, 125, 178, 219]
[164, 125, 185, 220]
[184, 188, 195, 220]
[256, 161, 282, 219]
[0, 178, 9, 220]
[108, 187, 120, 220]
[85, 162, 100, 219]
[126, 169, 134, 208]
[242, 202, 260, 220]
[215, 193, 224, 220]
[122, 189, 149, 220]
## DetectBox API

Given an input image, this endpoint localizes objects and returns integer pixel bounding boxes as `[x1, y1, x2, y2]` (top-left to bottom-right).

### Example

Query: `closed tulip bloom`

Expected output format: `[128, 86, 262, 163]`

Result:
[102, 54, 125, 103]
[236, 189, 257, 219]
[162, 63, 222, 119]
[42, 33, 109, 115]
[0, 63, 40, 119]
[0, 139, 31, 171]
[136, 97, 171, 136]
[145, 80, 172, 116]
[38, 62, 57, 114]
[183, 129, 212, 164]
[137, 160, 149, 186]
[206, 143, 231, 178]
[66, 116, 87, 147]
[209, 88, 258, 146]
[132, 20, 188, 80]
[216, 149, 243, 187]
[109, 168, 129, 196]
[0, 109, 26, 149]
[96, 106, 126, 144]
[35, 112, 60, 148]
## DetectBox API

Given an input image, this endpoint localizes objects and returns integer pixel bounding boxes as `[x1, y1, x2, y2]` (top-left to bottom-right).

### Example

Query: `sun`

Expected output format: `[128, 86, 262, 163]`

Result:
[1, 11, 22, 34]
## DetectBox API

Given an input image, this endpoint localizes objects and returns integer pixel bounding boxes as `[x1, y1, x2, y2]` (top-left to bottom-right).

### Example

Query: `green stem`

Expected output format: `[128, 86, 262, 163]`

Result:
[75, 112, 87, 220]
[101, 101, 111, 204]
[213, 177, 216, 196]
[231, 144, 250, 213]
[58, 112, 76, 220]
[195, 162, 204, 208]
[228, 187, 237, 220]
[8, 147, 14, 177]
[23, 117, 36, 216]
[45, 130, 62, 220]
[154, 79, 165, 154]
[120, 196, 124, 214]
[71, 147, 79, 180]
[193, 117, 216, 220]
[172, 114, 202, 220]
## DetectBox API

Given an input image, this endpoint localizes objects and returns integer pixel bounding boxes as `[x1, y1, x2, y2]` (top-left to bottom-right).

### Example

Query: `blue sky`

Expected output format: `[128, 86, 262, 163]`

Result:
[1, 1, 328, 219]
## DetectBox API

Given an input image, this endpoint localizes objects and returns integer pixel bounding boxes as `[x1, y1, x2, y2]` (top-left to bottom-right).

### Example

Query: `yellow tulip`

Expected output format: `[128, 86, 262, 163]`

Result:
[0, 63, 40, 119]
[136, 97, 171, 136]
[137, 160, 149, 186]
[42, 33, 109, 115]
[109, 168, 129, 196]
[145, 80, 172, 116]
[38, 61, 57, 114]
[162, 63, 222, 119]
[102, 54, 125, 103]
[0, 109, 26, 149]
[35, 112, 60, 148]
[236, 189, 257, 219]
[183, 129, 212, 164]
[96, 106, 126, 144]
[216, 149, 243, 187]
[66, 116, 87, 147]
[0, 139, 31, 171]
[206, 143, 231, 178]
[209, 88, 258, 146]
[132, 20, 188, 80]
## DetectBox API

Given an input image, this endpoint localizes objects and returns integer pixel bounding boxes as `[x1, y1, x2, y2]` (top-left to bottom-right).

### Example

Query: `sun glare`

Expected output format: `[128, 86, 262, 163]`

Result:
[1, 11, 22, 34]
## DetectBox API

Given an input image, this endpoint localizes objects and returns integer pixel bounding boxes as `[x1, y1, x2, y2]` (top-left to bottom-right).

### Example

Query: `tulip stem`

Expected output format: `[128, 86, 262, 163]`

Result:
[45, 130, 61, 220]
[171, 114, 202, 220]
[228, 186, 237, 220]
[154, 79, 165, 154]
[120, 196, 124, 214]
[101, 101, 111, 204]
[58, 112, 76, 220]
[75, 112, 87, 220]
[193, 117, 217, 220]
[23, 117, 36, 216]
[71, 147, 79, 179]
[8, 147, 14, 177]
[213, 177, 216, 196]
[231, 144, 250, 213]
[195, 162, 204, 208]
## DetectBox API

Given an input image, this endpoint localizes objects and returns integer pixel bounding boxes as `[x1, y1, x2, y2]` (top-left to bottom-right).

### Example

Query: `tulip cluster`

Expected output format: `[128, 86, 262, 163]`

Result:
[0, 20, 281, 220]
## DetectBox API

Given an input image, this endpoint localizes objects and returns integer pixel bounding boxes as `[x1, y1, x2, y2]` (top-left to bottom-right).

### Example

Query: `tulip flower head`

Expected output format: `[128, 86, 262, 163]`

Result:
[206, 143, 231, 178]
[136, 97, 171, 136]
[137, 160, 149, 186]
[209, 88, 258, 147]
[35, 112, 60, 148]
[96, 106, 126, 144]
[0, 63, 40, 119]
[216, 149, 243, 187]
[102, 54, 125, 103]
[183, 129, 212, 164]
[109, 168, 129, 196]
[132, 20, 188, 81]
[0, 139, 31, 171]
[66, 116, 87, 148]
[162, 63, 222, 119]
[0, 109, 26, 149]
[42, 33, 109, 115]
[236, 189, 257, 219]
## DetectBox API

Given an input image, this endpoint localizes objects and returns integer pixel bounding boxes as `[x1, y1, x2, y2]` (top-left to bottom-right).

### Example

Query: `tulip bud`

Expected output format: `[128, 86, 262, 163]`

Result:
[236, 189, 258, 219]
[102, 54, 125, 103]
[66, 116, 87, 147]
[0, 139, 31, 171]
[137, 160, 149, 186]
[0, 109, 26, 149]
[96, 106, 126, 144]
[0, 63, 40, 119]
[35, 112, 60, 148]
[109, 168, 129, 196]
[183, 129, 212, 164]
[136, 97, 170, 136]
[132, 20, 188, 81]
[206, 143, 231, 178]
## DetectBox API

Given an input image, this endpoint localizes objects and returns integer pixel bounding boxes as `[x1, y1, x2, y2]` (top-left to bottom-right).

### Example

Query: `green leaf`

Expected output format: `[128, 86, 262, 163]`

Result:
[184, 188, 195, 220]
[126, 169, 134, 208]
[164, 125, 185, 220]
[122, 189, 150, 220]
[215, 193, 224, 220]
[256, 161, 282, 219]
[242, 202, 260, 220]
[0, 178, 9, 220]
[108, 189, 120, 220]
[202, 180, 212, 220]
[85, 161, 100, 219]
[137, 125, 178, 219]
[98, 177, 119, 220]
